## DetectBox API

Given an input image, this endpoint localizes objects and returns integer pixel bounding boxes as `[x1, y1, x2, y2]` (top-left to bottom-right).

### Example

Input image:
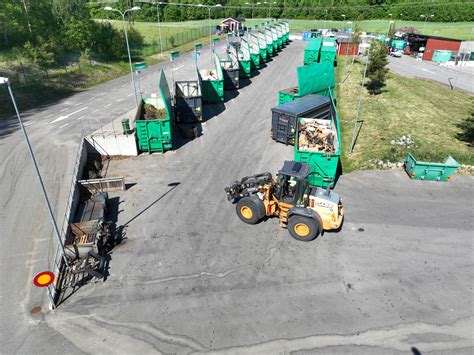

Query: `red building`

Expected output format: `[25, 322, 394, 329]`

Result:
[220, 17, 244, 34]
[337, 38, 360, 56]
[423, 37, 462, 61]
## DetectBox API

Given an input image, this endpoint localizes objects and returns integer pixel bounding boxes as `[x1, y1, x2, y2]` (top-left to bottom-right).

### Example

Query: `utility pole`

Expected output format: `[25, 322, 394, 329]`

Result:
[0, 77, 69, 267]
[157, 2, 163, 54]
[349, 45, 371, 155]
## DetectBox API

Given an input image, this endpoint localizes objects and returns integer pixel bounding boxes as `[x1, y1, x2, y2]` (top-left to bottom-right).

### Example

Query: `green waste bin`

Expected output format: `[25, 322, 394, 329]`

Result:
[294, 96, 341, 188]
[404, 153, 460, 181]
[121, 118, 131, 134]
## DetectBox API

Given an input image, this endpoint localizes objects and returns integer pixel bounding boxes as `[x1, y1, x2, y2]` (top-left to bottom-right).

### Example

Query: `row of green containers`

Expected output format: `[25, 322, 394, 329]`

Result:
[238, 22, 290, 79]
[135, 22, 290, 154]
[303, 37, 337, 66]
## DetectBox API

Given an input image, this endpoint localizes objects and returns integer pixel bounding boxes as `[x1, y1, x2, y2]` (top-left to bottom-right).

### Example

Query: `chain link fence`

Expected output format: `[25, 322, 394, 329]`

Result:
[140, 26, 210, 56]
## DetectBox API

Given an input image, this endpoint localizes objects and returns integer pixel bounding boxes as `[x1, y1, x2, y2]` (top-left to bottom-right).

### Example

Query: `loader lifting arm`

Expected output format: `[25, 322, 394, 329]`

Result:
[224, 172, 273, 201]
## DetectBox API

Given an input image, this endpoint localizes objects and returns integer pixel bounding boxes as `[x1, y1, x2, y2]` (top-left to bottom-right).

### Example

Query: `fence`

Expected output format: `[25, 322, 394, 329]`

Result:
[50, 133, 89, 306]
[139, 26, 210, 56]
[78, 177, 125, 194]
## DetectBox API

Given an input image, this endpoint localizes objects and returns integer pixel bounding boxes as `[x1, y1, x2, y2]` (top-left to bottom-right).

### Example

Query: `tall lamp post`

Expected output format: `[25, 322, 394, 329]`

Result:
[338, 14, 346, 55]
[104, 6, 141, 109]
[386, 13, 393, 38]
[0, 77, 69, 267]
[197, 3, 223, 56]
[420, 14, 434, 34]
[264, 1, 277, 19]
[157, 2, 163, 54]
[246, 2, 261, 19]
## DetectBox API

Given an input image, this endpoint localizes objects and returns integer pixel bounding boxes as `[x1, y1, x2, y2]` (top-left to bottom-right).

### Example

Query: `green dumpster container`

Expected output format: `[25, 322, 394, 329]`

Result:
[278, 62, 335, 105]
[320, 38, 337, 66]
[135, 70, 174, 154]
[282, 21, 290, 44]
[294, 94, 341, 188]
[264, 28, 274, 57]
[268, 26, 278, 52]
[256, 30, 268, 62]
[304, 38, 322, 65]
[249, 34, 261, 70]
[432, 50, 452, 63]
[221, 42, 240, 89]
[199, 52, 224, 103]
[239, 39, 252, 78]
[404, 153, 460, 181]
[275, 25, 283, 49]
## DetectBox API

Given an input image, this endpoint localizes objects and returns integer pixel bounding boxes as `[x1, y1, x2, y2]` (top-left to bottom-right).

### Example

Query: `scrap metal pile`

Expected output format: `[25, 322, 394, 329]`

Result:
[298, 120, 336, 153]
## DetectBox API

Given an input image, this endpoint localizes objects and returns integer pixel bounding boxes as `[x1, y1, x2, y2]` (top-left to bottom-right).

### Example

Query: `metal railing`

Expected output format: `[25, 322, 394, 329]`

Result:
[78, 176, 125, 193]
[50, 130, 87, 305]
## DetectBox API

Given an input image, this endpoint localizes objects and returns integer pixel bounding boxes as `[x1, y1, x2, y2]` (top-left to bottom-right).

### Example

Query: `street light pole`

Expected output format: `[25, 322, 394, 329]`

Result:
[338, 14, 346, 55]
[105, 6, 141, 109]
[420, 14, 434, 34]
[157, 2, 163, 54]
[349, 45, 371, 155]
[0, 77, 69, 267]
[198, 4, 222, 56]
[246, 2, 261, 19]
[386, 13, 393, 38]
[264, 1, 276, 19]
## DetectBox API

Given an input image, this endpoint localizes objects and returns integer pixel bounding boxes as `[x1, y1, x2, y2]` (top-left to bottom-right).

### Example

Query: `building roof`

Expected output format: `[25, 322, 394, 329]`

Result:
[221, 17, 245, 24]
[406, 33, 462, 42]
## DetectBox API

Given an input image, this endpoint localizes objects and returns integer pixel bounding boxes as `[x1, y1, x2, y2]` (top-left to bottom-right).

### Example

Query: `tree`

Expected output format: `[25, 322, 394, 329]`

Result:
[366, 40, 389, 95]
[23, 38, 55, 77]
[52, 0, 89, 22]
[64, 20, 94, 53]
[457, 99, 474, 147]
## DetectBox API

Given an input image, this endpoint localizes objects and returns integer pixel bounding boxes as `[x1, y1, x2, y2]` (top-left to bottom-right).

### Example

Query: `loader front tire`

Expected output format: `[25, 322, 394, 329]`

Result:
[236, 197, 264, 225]
[288, 215, 320, 241]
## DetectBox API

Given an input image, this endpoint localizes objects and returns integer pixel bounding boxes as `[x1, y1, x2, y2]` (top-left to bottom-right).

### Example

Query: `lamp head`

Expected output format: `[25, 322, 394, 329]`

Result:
[131, 6, 141, 11]
[104, 6, 113, 11]
[0, 77, 9, 85]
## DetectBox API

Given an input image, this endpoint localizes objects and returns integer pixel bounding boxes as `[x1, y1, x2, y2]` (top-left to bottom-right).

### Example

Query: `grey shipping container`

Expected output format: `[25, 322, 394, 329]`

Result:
[222, 42, 240, 89]
[175, 80, 203, 123]
[271, 94, 332, 145]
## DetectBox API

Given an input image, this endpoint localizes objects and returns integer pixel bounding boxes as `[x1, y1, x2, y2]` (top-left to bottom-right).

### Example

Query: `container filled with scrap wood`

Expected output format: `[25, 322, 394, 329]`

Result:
[294, 115, 341, 188]
[142, 103, 168, 120]
[297, 118, 336, 153]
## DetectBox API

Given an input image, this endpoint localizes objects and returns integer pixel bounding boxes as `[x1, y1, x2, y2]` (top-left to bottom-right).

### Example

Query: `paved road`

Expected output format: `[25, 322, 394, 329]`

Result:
[388, 55, 474, 93]
[1, 40, 473, 353]
[0, 42, 225, 352]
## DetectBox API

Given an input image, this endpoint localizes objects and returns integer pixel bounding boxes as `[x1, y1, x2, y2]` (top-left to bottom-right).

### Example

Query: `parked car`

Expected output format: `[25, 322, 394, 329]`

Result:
[390, 49, 402, 58]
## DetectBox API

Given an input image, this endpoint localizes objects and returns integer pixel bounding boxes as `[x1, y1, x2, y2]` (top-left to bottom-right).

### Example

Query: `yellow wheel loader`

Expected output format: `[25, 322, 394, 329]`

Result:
[224, 161, 344, 241]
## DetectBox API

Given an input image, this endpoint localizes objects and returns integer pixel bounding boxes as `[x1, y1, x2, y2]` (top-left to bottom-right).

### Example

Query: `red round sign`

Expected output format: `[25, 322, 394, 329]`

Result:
[33, 271, 55, 287]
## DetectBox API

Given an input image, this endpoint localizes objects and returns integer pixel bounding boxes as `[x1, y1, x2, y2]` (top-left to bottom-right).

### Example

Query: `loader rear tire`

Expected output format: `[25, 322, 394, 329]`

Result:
[236, 197, 264, 225]
[288, 216, 320, 241]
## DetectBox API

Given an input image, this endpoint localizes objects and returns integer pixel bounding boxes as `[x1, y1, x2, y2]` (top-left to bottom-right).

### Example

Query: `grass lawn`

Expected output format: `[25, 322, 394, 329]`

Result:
[287, 20, 474, 40]
[335, 57, 474, 172]
[0, 32, 215, 119]
[111, 18, 474, 41]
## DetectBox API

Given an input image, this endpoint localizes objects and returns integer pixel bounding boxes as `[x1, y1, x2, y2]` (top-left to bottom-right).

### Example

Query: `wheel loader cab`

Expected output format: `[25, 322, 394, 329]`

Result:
[273, 161, 311, 206]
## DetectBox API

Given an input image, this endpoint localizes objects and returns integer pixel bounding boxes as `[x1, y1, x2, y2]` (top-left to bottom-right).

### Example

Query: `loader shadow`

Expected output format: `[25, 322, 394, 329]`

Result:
[113, 182, 181, 246]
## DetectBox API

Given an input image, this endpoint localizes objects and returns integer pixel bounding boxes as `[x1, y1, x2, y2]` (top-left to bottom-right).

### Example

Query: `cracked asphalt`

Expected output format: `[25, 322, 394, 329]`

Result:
[1, 39, 473, 353]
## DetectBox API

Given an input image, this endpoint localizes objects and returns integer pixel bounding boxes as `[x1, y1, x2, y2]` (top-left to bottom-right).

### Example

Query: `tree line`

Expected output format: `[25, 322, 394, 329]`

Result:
[90, 0, 474, 23]
[0, 0, 144, 65]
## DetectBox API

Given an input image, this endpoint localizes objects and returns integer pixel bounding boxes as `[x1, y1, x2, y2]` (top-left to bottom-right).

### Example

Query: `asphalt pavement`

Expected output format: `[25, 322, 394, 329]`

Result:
[387, 55, 474, 94]
[1, 40, 473, 353]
